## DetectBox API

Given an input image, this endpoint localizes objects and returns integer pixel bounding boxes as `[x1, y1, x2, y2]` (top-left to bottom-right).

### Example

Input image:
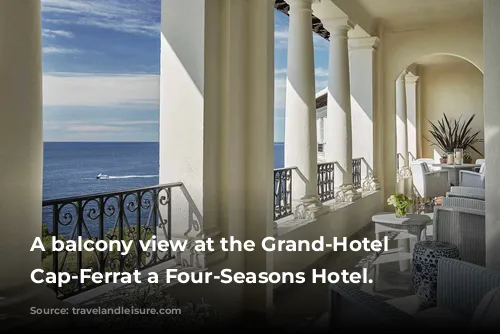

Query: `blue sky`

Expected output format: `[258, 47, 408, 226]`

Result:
[41, 0, 330, 142]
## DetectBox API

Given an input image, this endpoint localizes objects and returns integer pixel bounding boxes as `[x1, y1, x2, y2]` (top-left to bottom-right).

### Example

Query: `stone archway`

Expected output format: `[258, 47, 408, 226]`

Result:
[400, 54, 484, 163]
[378, 20, 483, 199]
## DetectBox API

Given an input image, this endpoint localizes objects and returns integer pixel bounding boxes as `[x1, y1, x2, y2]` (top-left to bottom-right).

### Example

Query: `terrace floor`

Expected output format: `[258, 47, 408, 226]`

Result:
[272, 219, 430, 331]
[66, 209, 432, 331]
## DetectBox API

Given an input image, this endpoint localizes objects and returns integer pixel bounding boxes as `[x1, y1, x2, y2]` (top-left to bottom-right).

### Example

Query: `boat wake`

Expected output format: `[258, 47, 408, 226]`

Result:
[108, 175, 158, 179]
[96, 173, 158, 180]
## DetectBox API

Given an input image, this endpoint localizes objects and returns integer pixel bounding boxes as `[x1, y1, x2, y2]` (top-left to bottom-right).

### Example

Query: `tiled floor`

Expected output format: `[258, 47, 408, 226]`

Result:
[272, 217, 433, 331]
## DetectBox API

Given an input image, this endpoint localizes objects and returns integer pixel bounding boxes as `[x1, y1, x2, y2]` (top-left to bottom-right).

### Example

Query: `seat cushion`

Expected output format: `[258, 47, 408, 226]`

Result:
[414, 306, 469, 328]
[470, 287, 500, 328]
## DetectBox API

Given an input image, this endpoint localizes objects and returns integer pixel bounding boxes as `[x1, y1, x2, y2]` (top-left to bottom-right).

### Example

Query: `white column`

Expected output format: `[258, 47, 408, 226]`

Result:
[406, 73, 419, 161]
[396, 70, 412, 197]
[284, 0, 328, 218]
[160, 0, 275, 313]
[348, 36, 381, 191]
[319, 117, 325, 143]
[484, 0, 500, 270]
[0, 0, 57, 327]
[323, 18, 360, 202]
[396, 70, 410, 170]
[160, 0, 222, 268]
[316, 118, 321, 143]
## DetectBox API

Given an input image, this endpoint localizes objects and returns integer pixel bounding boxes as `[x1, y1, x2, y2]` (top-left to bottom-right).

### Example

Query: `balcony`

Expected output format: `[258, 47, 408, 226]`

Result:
[42, 183, 181, 299]
[41, 157, 373, 300]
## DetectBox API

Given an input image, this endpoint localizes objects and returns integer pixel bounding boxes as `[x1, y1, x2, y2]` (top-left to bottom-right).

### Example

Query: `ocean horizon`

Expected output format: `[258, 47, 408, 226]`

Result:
[43, 141, 285, 201]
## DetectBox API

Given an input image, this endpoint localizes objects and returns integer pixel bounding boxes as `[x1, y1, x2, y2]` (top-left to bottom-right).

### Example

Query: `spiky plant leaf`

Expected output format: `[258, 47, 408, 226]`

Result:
[426, 113, 483, 157]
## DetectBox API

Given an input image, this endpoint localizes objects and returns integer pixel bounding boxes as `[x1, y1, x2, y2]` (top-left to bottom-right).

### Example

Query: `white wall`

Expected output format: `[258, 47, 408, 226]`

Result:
[159, 0, 275, 314]
[484, 0, 500, 270]
[274, 192, 383, 275]
[0, 0, 44, 293]
[419, 59, 484, 161]
[350, 41, 375, 179]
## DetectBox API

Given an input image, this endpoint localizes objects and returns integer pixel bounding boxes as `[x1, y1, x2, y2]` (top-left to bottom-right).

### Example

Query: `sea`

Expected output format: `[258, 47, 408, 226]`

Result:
[42, 142, 285, 237]
[43, 142, 285, 201]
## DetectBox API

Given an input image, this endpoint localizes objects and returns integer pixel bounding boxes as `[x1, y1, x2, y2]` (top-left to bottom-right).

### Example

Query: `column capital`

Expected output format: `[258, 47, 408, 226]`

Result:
[287, 0, 314, 11]
[398, 69, 409, 81]
[322, 18, 355, 37]
[405, 73, 419, 84]
[348, 36, 380, 51]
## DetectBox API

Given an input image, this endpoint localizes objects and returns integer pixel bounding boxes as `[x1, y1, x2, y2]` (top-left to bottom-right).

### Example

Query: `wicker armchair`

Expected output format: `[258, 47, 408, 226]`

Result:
[411, 161, 450, 198]
[446, 186, 485, 201]
[433, 206, 485, 266]
[459, 163, 485, 189]
[441, 197, 485, 211]
[329, 258, 500, 329]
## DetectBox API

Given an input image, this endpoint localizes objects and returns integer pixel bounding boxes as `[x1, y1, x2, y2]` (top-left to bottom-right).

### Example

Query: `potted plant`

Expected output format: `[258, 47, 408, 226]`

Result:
[439, 153, 447, 164]
[387, 193, 413, 218]
[463, 151, 472, 164]
[425, 113, 484, 159]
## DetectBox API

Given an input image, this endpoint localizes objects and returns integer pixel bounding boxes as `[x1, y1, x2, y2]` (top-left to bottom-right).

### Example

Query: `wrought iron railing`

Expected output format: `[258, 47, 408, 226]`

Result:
[396, 153, 415, 173]
[274, 157, 365, 219]
[274, 167, 295, 220]
[317, 162, 335, 202]
[352, 158, 362, 189]
[42, 183, 182, 299]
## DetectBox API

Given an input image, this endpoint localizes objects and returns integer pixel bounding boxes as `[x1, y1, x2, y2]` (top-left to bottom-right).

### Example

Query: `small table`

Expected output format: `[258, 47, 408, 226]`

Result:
[372, 213, 432, 243]
[431, 163, 482, 186]
[371, 213, 432, 278]
[412, 241, 460, 309]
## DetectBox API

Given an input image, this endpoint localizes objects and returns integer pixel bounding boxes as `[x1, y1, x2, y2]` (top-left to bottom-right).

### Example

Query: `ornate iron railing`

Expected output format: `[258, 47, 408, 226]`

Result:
[274, 167, 295, 220]
[396, 153, 415, 174]
[42, 183, 182, 299]
[317, 162, 335, 202]
[352, 158, 362, 189]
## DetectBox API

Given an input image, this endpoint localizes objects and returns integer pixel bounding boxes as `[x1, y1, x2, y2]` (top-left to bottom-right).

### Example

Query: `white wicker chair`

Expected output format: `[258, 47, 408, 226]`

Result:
[415, 158, 439, 171]
[446, 186, 485, 201]
[411, 161, 450, 198]
[433, 206, 486, 266]
[473, 159, 485, 172]
[459, 163, 485, 189]
[441, 197, 485, 211]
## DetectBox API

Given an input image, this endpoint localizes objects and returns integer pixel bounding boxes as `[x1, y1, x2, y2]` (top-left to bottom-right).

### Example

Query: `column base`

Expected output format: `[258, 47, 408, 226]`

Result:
[0, 283, 69, 331]
[336, 184, 362, 203]
[397, 166, 412, 182]
[272, 221, 278, 237]
[293, 197, 330, 220]
[362, 174, 381, 192]
[174, 236, 228, 268]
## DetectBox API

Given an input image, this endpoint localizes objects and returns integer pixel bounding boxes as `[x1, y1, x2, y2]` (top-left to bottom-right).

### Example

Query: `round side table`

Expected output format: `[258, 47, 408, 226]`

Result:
[412, 241, 460, 309]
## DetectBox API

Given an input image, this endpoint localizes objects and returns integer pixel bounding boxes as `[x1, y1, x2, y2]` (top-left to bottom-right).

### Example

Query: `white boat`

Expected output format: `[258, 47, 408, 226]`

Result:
[96, 173, 108, 179]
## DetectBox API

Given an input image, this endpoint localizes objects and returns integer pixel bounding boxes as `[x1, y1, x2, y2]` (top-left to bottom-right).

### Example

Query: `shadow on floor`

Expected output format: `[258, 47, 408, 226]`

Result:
[271, 223, 420, 331]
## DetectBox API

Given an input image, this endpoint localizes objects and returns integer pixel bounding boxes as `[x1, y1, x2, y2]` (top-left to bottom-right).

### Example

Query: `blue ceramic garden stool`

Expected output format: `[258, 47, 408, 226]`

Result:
[412, 241, 460, 309]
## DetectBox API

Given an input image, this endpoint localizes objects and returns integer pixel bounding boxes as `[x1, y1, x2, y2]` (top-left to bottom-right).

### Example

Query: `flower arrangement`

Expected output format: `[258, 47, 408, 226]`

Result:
[387, 193, 413, 218]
